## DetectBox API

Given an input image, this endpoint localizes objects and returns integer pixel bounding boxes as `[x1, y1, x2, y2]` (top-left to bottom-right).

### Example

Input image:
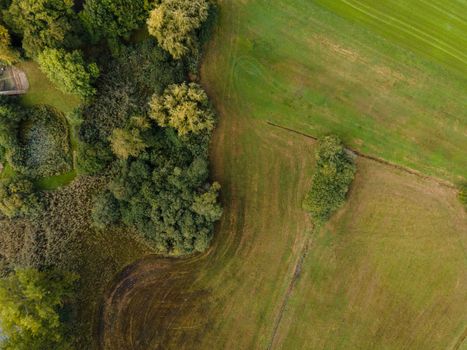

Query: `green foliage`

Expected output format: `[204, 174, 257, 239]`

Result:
[20, 106, 72, 177]
[38, 49, 99, 98]
[0, 176, 42, 218]
[303, 135, 356, 223]
[4, 0, 80, 57]
[77, 40, 183, 172]
[0, 102, 72, 178]
[80, 0, 151, 44]
[149, 82, 215, 136]
[110, 127, 148, 160]
[0, 25, 18, 65]
[94, 127, 222, 254]
[147, 0, 210, 59]
[0, 268, 77, 350]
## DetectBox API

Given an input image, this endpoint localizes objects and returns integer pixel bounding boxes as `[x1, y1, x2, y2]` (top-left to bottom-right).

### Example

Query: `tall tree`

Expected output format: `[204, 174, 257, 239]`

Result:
[0, 25, 18, 64]
[4, 0, 79, 57]
[149, 82, 215, 136]
[147, 0, 209, 59]
[37, 48, 99, 98]
[0, 268, 78, 350]
[80, 0, 150, 44]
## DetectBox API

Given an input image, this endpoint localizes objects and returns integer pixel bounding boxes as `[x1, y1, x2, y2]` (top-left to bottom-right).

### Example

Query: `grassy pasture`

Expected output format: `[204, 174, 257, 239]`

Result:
[214, 0, 466, 182]
[274, 158, 467, 350]
[314, 0, 467, 77]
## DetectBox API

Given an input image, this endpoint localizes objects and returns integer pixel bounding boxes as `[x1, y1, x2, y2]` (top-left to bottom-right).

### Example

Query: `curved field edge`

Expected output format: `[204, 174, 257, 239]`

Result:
[98, 1, 467, 349]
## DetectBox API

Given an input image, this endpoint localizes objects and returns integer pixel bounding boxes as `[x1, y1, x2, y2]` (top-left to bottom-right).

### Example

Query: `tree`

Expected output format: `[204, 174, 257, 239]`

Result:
[4, 0, 79, 57]
[110, 127, 148, 160]
[0, 25, 18, 65]
[80, 0, 151, 44]
[0, 176, 42, 218]
[37, 48, 100, 98]
[149, 82, 215, 136]
[303, 135, 356, 223]
[0, 268, 78, 350]
[147, 0, 209, 59]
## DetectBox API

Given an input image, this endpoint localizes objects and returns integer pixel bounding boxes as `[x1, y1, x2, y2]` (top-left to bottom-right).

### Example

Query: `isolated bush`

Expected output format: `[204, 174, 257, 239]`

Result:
[147, 0, 209, 59]
[303, 135, 356, 223]
[38, 48, 99, 98]
[4, 0, 80, 57]
[149, 82, 215, 136]
[0, 268, 78, 350]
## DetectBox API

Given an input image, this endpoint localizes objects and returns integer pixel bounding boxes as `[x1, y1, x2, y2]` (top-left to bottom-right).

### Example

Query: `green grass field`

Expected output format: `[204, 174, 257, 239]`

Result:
[212, 0, 466, 182]
[315, 0, 467, 77]
[275, 159, 467, 349]
[99, 1, 467, 348]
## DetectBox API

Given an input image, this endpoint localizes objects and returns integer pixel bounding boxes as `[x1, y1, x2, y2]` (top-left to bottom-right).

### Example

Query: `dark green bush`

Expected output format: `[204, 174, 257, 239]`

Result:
[303, 135, 356, 223]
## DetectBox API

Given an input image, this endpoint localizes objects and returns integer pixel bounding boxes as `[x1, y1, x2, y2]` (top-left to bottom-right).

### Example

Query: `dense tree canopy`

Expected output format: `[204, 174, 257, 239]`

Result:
[4, 0, 79, 57]
[147, 0, 210, 59]
[94, 128, 222, 254]
[80, 0, 151, 45]
[303, 135, 356, 223]
[38, 48, 99, 98]
[149, 82, 215, 136]
[0, 268, 77, 350]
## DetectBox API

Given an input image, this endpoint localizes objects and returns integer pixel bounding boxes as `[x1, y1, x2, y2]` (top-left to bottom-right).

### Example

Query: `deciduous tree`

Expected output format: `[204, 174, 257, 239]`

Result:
[38, 48, 99, 98]
[149, 82, 215, 136]
[0, 268, 78, 350]
[147, 0, 209, 59]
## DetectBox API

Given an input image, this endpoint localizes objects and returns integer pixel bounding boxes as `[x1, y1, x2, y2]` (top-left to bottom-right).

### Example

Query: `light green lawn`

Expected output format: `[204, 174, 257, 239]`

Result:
[314, 0, 467, 77]
[212, 0, 466, 182]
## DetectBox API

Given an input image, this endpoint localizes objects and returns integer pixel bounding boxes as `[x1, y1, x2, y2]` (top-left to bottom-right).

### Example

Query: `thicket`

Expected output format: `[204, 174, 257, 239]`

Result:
[0, 101, 72, 178]
[303, 135, 356, 223]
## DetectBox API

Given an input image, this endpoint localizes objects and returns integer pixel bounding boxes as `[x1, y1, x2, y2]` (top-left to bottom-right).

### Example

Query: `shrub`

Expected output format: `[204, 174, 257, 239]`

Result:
[0, 268, 78, 350]
[20, 106, 73, 177]
[147, 0, 210, 59]
[303, 135, 356, 223]
[38, 48, 100, 98]
[149, 82, 215, 136]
